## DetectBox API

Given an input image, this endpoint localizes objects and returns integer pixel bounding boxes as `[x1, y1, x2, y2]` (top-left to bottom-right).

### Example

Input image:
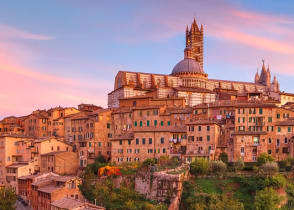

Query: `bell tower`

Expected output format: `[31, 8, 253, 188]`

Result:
[186, 18, 204, 69]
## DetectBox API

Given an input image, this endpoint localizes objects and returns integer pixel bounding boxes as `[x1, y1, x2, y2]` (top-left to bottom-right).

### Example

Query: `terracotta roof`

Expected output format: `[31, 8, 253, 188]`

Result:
[174, 87, 215, 93]
[38, 185, 63, 193]
[111, 133, 134, 140]
[40, 151, 68, 156]
[186, 119, 220, 125]
[276, 119, 294, 126]
[6, 163, 28, 168]
[51, 197, 105, 209]
[232, 131, 267, 135]
[133, 126, 186, 133]
[53, 175, 78, 182]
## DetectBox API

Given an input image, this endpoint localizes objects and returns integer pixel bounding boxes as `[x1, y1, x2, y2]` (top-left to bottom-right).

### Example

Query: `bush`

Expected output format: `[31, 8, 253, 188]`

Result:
[219, 152, 228, 164]
[190, 158, 210, 176]
[232, 159, 245, 172]
[264, 174, 286, 189]
[210, 160, 227, 176]
[142, 158, 157, 167]
[257, 153, 274, 166]
[243, 162, 258, 171]
[184, 193, 244, 210]
[254, 187, 282, 210]
[259, 162, 279, 175]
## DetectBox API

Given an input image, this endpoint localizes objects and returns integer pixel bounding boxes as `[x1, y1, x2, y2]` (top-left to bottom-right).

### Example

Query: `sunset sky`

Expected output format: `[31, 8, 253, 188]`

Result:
[1, 0, 294, 119]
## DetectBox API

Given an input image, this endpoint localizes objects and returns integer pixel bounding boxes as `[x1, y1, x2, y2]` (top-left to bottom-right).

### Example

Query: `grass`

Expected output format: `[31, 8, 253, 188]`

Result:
[190, 177, 255, 209]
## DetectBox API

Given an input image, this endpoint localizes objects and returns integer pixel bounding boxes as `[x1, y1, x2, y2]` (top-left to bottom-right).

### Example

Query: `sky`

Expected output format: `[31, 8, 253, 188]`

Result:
[1, 0, 294, 119]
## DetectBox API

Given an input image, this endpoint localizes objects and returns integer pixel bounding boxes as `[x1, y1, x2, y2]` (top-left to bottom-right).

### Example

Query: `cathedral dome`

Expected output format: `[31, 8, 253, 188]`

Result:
[171, 58, 204, 76]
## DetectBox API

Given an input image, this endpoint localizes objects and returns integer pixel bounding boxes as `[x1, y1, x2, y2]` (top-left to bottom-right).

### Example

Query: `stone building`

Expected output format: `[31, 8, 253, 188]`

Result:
[108, 19, 281, 109]
[40, 151, 79, 175]
[18, 173, 82, 210]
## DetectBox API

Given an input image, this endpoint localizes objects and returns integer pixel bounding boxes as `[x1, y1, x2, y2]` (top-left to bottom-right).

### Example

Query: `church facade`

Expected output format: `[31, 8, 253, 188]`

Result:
[108, 19, 280, 108]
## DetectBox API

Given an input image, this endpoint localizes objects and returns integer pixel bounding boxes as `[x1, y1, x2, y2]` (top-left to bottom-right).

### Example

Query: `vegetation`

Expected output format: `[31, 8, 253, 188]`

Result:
[254, 187, 282, 210]
[219, 152, 228, 164]
[190, 158, 210, 175]
[257, 153, 274, 166]
[190, 158, 226, 176]
[0, 187, 17, 210]
[259, 162, 279, 175]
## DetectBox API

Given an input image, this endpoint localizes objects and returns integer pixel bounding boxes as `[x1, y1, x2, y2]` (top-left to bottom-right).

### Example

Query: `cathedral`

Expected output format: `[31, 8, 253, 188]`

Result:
[108, 19, 280, 108]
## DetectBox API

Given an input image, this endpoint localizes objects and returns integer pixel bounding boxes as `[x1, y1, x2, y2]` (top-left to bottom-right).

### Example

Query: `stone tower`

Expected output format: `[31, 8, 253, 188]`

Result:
[186, 18, 204, 69]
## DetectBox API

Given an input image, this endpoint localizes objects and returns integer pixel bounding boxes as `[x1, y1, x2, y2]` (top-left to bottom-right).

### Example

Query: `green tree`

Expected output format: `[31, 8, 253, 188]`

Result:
[219, 152, 228, 164]
[0, 187, 16, 210]
[210, 160, 227, 176]
[233, 158, 245, 172]
[257, 153, 274, 166]
[254, 187, 282, 210]
[190, 158, 210, 176]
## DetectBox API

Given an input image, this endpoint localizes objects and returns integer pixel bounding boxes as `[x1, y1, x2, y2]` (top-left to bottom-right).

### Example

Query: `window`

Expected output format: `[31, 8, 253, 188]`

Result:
[160, 121, 164, 126]
[268, 150, 272, 154]
[268, 138, 272, 144]
[268, 117, 272, 123]
[147, 121, 150, 127]
[107, 123, 111, 129]
[285, 138, 288, 144]
[160, 137, 164, 144]
[207, 126, 210, 131]
[136, 138, 139, 145]
[167, 121, 171, 126]
[207, 135, 210, 141]
[119, 140, 122, 145]
[259, 108, 263, 114]
[149, 138, 152, 144]
[128, 140, 131, 145]
[288, 127, 292, 132]
[277, 113, 280, 119]
[154, 120, 158, 126]
[283, 147, 289, 154]
[163, 148, 166, 153]
[278, 127, 281, 132]
[241, 147, 245, 153]
[198, 126, 201, 131]
[153, 110, 158, 115]
[140, 121, 143, 127]
[134, 121, 137, 127]
[142, 138, 146, 144]
[133, 101, 137, 107]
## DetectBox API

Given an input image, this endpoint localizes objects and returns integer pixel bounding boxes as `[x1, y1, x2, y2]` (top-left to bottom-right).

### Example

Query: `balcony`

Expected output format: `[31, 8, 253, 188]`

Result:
[88, 148, 94, 153]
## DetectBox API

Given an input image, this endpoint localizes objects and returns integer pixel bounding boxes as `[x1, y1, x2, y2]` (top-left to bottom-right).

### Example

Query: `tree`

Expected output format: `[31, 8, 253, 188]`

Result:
[0, 187, 16, 210]
[257, 153, 274, 166]
[233, 158, 245, 172]
[210, 160, 227, 176]
[190, 158, 210, 176]
[186, 193, 244, 210]
[254, 187, 282, 210]
[259, 162, 279, 175]
[219, 152, 228, 164]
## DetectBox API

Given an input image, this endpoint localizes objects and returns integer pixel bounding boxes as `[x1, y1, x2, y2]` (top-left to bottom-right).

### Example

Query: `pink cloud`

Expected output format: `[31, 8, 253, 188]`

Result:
[0, 24, 54, 40]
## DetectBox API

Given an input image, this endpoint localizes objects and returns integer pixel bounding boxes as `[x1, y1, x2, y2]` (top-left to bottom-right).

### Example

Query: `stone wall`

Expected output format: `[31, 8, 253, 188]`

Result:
[135, 165, 188, 209]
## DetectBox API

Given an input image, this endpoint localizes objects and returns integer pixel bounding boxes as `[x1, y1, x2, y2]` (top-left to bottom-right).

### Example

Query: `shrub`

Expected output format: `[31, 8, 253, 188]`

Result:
[142, 158, 157, 167]
[264, 174, 286, 189]
[210, 160, 227, 176]
[243, 162, 258, 171]
[219, 152, 228, 164]
[233, 159, 245, 172]
[190, 158, 210, 176]
[254, 187, 282, 210]
[259, 162, 279, 175]
[184, 193, 244, 210]
[257, 153, 274, 166]
[286, 183, 294, 197]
